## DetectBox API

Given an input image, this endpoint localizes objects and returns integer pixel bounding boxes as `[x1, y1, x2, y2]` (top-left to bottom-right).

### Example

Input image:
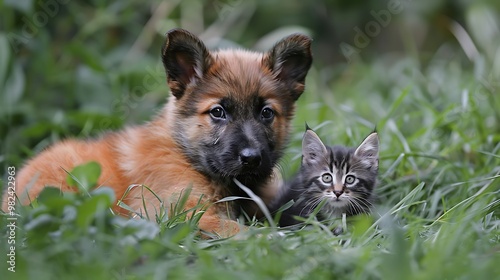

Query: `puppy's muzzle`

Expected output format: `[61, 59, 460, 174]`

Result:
[239, 148, 262, 168]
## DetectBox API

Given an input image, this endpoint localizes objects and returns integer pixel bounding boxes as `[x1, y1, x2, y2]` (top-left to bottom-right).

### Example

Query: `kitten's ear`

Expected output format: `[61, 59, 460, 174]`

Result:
[161, 28, 212, 99]
[354, 132, 379, 169]
[263, 34, 313, 100]
[302, 129, 327, 165]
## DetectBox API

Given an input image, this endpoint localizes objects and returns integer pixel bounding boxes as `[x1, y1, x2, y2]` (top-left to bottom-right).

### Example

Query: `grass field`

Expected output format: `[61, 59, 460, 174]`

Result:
[1, 1, 500, 279]
[2, 56, 499, 279]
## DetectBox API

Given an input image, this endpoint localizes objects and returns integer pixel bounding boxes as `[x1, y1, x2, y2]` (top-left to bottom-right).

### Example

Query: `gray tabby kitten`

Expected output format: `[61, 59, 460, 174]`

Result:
[272, 128, 379, 227]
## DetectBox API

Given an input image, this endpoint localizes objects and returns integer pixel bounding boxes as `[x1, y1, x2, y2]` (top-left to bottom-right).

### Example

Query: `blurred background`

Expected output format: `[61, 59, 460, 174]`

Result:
[1, 0, 499, 176]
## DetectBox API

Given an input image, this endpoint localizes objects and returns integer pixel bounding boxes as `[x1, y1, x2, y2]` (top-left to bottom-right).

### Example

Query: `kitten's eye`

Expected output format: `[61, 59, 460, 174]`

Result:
[261, 107, 274, 121]
[210, 106, 226, 120]
[344, 175, 356, 185]
[321, 173, 333, 184]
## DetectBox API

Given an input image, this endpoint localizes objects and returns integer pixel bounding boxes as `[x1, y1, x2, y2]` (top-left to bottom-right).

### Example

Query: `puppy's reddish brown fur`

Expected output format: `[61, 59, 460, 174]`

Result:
[5, 29, 312, 237]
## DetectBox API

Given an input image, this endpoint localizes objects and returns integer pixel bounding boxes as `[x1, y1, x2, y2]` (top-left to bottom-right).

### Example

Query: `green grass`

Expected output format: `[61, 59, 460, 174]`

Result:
[1, 57, 499, 279]
[1, 1, 500, 279]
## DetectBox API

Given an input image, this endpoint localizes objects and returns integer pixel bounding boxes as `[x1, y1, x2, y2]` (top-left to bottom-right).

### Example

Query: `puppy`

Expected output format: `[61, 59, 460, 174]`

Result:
[7, 29, 313, 237]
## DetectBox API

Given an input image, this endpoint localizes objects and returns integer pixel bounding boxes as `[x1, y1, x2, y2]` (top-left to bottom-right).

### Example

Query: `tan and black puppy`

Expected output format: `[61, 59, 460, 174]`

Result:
[7, 29, 313, 237]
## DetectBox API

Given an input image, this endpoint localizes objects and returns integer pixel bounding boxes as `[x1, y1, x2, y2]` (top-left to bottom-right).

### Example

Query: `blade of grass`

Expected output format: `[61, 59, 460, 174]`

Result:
[233, 178, 276, 228]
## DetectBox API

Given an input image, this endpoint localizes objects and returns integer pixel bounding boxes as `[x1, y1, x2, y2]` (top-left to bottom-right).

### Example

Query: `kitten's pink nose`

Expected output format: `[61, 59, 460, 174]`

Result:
[333, 190, 343, 197]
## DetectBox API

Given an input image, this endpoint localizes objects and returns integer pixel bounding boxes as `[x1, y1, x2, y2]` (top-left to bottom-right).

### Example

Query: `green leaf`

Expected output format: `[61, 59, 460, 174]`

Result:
[0, 33, 10, 90]
[66, 161, 102, 191]
[271, 199, 295, 224]
[166, 223, 192, 244]
[122, 219, 160, 240]
[90, 187, 116, 206]
[351, 215, 373, 238]
[3, 61, 25, 110]
[36, 187, 75, 216]
[76, 192, 111, 229]
[36, 187, 63, 205]
[67, 43, 106, 72]
[74, 187, 115, 230]
[4, 0, 34, 13]
[378, 86, 410, 130]
[466, 4, 500, 60]
[216, 196, 252, 203]
[24, 214, 55, 231]
[62, 205, 78, 223]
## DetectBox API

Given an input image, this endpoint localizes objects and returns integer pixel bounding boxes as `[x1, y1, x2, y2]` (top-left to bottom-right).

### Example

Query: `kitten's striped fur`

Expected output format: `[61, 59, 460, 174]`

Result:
[273, 129, 379, 227]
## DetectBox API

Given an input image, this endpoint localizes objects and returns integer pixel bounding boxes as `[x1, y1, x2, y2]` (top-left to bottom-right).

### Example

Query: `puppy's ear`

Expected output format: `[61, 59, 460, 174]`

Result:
[263, 34, 313, 100]
[161, 29, 212, 99]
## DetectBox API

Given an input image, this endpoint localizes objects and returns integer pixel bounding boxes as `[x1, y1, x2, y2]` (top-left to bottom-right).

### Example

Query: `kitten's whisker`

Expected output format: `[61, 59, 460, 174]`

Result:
[298, 196, 316, 214]
[346, 199, 360, 215]
[350, 197, 372, 214]
[353, 195, 373, 208]
[302, 195, 321, 211]
[300, 195, 323, 217]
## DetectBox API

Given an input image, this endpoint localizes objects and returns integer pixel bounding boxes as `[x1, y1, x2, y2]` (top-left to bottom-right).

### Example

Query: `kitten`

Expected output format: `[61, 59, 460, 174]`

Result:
[272, 128, 379, 228]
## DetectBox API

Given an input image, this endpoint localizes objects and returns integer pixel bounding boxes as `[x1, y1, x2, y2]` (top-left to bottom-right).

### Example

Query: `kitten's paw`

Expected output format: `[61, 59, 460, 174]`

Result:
[332, 213, 347, 235]
[333, 226, 344, 235]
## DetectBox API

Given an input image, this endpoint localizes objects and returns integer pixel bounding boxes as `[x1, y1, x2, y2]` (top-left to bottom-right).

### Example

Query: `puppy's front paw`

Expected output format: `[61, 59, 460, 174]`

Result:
[198, 211, 247, 239]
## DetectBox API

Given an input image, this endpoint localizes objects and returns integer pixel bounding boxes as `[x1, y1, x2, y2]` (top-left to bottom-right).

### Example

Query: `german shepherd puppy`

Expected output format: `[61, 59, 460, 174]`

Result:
[6, 29, 313, 237]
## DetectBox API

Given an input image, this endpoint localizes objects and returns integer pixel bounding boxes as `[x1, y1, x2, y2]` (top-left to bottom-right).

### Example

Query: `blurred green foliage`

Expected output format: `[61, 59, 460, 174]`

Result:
[1, 0, 500, 169]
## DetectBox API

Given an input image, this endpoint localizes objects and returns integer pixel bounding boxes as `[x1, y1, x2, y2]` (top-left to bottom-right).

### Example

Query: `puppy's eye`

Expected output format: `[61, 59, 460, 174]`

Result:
[261, 107, 274, 120]
[344, 175, 356, 185]
[321, 173, 333, 184]
[210, 106, 226, 119]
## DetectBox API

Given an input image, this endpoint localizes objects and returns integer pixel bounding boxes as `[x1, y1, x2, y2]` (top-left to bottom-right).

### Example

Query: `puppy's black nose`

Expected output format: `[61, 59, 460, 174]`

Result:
[239, 148, 262, 168]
